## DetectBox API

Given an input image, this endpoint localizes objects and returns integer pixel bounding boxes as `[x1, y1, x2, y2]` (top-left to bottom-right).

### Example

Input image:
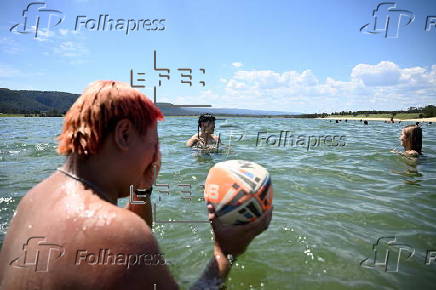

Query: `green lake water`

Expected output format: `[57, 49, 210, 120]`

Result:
[1, 117, 435, 289]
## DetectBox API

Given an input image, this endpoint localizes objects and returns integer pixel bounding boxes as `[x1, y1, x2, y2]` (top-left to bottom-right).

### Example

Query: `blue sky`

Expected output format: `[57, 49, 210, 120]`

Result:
[0, 0, 435, 113]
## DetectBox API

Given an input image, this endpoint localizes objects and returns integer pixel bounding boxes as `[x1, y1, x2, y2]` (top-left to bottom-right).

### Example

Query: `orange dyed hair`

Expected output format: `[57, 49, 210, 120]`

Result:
[57, 80, 163, 156]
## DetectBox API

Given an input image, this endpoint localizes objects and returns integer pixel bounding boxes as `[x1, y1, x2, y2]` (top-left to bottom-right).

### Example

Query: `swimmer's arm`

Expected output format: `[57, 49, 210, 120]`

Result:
[404, 150, 419, 157]
[391, 149, 420, 158]
[186, 134, 199, 147]
[191, 245, 231, 289]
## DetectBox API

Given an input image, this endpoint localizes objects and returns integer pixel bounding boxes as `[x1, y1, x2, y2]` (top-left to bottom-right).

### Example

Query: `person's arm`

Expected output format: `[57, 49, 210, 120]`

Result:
[186, 134, 199, 147]
[403, 150, 420, 158]
[191, 245, 231, 289]
[191, 204, 273, 289]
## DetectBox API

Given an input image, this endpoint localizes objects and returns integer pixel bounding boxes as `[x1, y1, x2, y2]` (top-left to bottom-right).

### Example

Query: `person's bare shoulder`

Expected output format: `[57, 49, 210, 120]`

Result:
[1, 173, 178, 290]
[91, 207, 178, 289]
[404, 150, 420, 158]
[186, 134, 199, 147]
[55, 203, 178, 289]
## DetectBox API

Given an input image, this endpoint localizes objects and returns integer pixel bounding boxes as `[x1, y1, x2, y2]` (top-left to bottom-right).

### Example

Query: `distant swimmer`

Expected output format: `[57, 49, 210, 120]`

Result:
[396, 125, 422, 157]
[0, 81, 272, 289]
[186, 113, 220, 149]
[335, 120, 339, 123]
[364, 120, 368, 125]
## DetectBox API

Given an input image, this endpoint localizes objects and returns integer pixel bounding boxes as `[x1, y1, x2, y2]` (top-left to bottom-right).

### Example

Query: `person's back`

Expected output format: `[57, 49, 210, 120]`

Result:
[0, 80, 272, 289]
[0, 174, 165, 289]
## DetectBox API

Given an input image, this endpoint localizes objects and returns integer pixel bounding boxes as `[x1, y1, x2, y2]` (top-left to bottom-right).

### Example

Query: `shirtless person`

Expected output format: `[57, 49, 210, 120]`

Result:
[0, 81, 272, 289]
[186, 114, 220, 149]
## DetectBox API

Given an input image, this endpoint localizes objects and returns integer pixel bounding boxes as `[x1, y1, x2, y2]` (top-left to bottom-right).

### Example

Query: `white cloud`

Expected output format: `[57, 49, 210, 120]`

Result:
[53, 41, 89, 58]
[202, 61, 436, 112]
[58, 28, 80, 36]
[58, 29, 69, 36]
[231, 62, 243, 68]
[351, 61, 401, 86]
[33, 27, 55, 42]
[0, 37, 23, 54]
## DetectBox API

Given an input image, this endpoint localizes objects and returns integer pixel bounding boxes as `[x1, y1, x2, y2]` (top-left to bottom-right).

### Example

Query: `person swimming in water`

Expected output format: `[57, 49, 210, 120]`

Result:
[186, 113, 220, 150]
[398, 124, 422, 157]
[0, 81, 272, 289]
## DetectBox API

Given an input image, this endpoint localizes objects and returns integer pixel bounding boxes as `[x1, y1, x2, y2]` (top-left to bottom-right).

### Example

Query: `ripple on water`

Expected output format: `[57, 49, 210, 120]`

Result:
[1, 117, 436, 289]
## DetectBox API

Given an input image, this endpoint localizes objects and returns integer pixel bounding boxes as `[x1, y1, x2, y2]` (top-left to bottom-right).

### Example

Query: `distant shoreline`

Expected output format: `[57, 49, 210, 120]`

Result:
[319, 116, 436, 122]
[0, 114, 298, 118]
[1, 114, 435, 122]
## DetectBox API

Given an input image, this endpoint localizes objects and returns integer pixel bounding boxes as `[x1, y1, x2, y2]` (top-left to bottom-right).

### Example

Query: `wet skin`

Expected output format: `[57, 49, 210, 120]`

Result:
[0, 119, 272, 289]
[186, 121, 219, 147]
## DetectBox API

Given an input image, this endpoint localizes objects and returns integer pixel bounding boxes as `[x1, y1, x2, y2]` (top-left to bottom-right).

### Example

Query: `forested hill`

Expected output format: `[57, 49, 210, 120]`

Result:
[0, 88, 79, 114]
[0, 88, 193, 116]
[0, 88, 299, 117]
[0, 88, 195, 116]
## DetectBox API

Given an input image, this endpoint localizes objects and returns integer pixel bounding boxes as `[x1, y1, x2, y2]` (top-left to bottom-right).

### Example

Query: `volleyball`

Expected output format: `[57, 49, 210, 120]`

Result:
[204, 160, 273, 225]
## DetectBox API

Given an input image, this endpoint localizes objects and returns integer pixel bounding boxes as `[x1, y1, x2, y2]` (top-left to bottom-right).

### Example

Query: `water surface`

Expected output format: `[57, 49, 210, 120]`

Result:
[1, 117, 435, 289]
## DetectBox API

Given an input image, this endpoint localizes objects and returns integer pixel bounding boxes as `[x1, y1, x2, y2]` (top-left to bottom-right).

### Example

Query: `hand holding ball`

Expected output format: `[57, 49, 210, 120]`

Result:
[204, 160, 273, 225]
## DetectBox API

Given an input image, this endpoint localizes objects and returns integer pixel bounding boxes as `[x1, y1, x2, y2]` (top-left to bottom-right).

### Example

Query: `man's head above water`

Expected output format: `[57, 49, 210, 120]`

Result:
[197, 113, 215, 135]
[57, 80, 164, 201]
[58, 80, 163, 156]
